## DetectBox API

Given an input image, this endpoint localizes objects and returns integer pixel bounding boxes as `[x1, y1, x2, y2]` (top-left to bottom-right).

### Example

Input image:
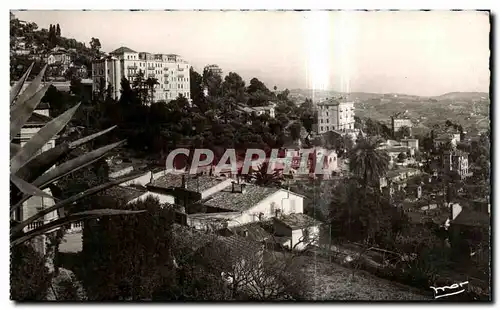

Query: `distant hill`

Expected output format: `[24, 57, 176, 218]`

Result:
[432, 92, 490, 101]
[289, 89, 490, 103]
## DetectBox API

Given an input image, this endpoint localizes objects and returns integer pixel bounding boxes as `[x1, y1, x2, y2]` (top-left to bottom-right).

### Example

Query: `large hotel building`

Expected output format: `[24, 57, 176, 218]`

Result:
[92, 46, 191, 103]
[316, 98, 355, 134]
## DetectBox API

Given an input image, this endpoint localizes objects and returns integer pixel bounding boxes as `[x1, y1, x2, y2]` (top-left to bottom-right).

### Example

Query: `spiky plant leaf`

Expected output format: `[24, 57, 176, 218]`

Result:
[11, 171, 147, 233]
[15, 143, 70, 184]
[11, 103, 81, 173]
[10, 62, 34, 105]
[10, 173, 55, 200]
[68, 125, 117, 148]
[11, 64, 47, 111]
[10, 84, 51, 141]
[11, 209, 146, 247]
[32, 140, 125, 190]
[15, 126, 118, 184]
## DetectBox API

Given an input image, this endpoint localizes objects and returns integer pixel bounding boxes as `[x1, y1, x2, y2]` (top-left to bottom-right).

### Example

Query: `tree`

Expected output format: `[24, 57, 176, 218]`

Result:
[10, 240, 52, 301]
[398, 126, 411, 139]
[56, 24, 61, 37]
[189, 67, 204, 109]
[247, 163, 284, 187]
[397, 152, 407, 163]
[202, 65, 223, 97]
[81, 196, 176, 300]
[89, 37, 101, 55]
[145, 77, 159, 104]
[221, 72, 247, 103]
[348, 137, 390, 187]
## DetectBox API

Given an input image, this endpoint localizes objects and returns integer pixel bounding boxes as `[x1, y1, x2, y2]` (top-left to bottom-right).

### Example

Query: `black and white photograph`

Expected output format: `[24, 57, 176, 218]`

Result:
[9, 8, 491, 302]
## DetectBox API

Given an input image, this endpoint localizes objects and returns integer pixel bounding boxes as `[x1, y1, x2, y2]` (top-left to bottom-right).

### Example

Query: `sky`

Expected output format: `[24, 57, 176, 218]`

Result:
[13, 10, 490, 96]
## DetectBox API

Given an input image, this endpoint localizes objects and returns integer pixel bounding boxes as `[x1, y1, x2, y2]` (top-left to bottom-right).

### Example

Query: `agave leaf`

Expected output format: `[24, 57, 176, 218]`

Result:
[10, 173, 55, 200]
[11, 209, 146, 247]
[69, 125, 117, 149]
[10, 143, 21, 158]
[10, 83, 51, 141]
[15, 126, 119, 183]
[11, 140, 125, 210]
[71, 209, 147, 217]
[15, 143, 71, 183]
[11, 171, 147, 234]
[10, 62, 34, 105]
[11, 64, 48, 111]
[11, 103, 81, 173]
[32, 140, 125, 190]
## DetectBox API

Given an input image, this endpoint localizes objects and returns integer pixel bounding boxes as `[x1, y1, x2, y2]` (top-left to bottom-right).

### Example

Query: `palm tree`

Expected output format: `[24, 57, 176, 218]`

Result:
[348, 137, 390, 189]
[145, 77, 159, 104]
[10, 63, 145, 248]
[248, 162, 284, 187]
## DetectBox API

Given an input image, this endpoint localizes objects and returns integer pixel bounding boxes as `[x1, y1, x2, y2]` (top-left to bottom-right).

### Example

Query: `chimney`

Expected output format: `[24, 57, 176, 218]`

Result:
[241, 184, 247, 194]
[149, 171, 154, 184]
[243, 229, 248, 237]
[232, 181, 236, 193]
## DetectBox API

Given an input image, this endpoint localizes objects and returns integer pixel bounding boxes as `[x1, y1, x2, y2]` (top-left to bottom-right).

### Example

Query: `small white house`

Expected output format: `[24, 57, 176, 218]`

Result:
[187, 184, 305, 230]
[272, 213, 322, 250]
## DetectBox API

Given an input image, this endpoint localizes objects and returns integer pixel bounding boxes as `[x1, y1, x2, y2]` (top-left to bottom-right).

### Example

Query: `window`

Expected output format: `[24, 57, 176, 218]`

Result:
[321, 119, 324, 123]
[320, 126, 324, 131]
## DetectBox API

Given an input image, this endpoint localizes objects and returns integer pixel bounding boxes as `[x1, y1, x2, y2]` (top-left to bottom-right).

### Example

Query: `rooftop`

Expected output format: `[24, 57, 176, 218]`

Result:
[149, 174, 231, 193]
[384, 146, 411, 153]
[274, 213, 322, 230]
[110, 46, 137, 54]
[103, 185, 147, 203]
[453, 209, 489, 228]
[385, 167, 420, 178]
[203, 185, 281, 212]
[317, 98, 353, 106]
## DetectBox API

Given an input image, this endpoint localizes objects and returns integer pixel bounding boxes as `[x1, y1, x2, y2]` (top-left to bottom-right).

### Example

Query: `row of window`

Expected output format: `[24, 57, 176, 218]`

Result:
[320, 124, 354, 132]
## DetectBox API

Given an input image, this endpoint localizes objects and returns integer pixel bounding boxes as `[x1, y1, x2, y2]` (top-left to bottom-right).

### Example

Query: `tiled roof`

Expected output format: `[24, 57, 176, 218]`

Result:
[110, 46, 137, 54]
[103, 186, 147, 203]
[453, 209, 490, 228]
[203, 185, 280, 212]
[204, 234, 263, 262]
[149, 174, 231, 193]
[274, 213, 322, 230]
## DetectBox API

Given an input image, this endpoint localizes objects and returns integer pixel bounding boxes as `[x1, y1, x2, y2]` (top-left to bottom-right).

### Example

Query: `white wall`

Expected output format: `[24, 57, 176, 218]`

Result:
[128, 192, 175, 205]
[226, 190, 304, 226]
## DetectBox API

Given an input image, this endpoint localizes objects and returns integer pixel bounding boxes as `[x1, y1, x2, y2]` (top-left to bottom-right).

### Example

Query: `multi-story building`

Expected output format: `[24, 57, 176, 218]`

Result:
[316, 99, 355, 134]
[391, 117, 413, 136]
[203, 64, 223, 77]
[92, 46, 191, 104]
[443, 150, 470, 179]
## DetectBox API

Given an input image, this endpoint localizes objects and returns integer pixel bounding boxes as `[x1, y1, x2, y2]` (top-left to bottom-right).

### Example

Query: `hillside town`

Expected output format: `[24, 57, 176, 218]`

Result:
[10, 11, 491, 301]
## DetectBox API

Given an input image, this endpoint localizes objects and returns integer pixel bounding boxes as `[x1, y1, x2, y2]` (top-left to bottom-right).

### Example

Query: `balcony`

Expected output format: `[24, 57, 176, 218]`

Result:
[26, 221, 44, 231]
[127, 65, 138, 69]
[147, 66, 155, 70]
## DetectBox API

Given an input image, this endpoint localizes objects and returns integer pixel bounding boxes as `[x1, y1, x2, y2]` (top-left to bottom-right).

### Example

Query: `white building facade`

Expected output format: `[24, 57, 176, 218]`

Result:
[317, 99, 355, 134]
[92, 46, 191, 104]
